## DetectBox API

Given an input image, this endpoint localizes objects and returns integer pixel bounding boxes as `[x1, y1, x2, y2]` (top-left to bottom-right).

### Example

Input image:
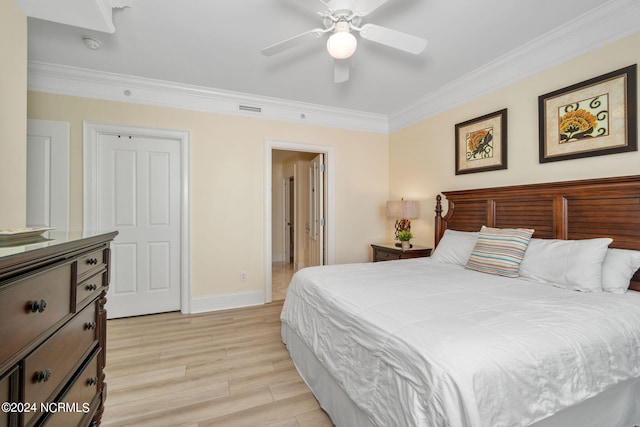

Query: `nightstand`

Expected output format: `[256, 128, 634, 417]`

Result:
[371, 243, 432, 262]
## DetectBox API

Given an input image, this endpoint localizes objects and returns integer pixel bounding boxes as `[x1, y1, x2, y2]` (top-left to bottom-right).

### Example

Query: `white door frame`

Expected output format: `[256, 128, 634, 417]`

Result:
[83, 121, 191, 314]
[264, 139, 335, 303]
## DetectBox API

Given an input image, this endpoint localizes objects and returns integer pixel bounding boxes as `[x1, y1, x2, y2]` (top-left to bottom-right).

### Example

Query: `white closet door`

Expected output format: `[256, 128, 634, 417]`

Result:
[26, 119, 69, 230]
[98, 133, 181, 318]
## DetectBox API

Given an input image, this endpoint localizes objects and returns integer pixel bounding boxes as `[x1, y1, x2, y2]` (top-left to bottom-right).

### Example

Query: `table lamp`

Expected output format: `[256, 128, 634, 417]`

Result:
[386, 199, 419, 247]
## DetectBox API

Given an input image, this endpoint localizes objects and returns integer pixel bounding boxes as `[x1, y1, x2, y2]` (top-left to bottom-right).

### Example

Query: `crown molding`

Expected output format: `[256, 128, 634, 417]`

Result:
[388, 0, 640, 132]
[27, 61, 390, 134]
[27, 0, 639, 135]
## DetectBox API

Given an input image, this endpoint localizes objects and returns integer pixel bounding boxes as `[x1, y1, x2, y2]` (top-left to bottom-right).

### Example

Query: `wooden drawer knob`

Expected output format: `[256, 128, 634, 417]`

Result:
[29, 299, 47, 313]
[34, 369, 51, 383]
[84, 322, 97, 330]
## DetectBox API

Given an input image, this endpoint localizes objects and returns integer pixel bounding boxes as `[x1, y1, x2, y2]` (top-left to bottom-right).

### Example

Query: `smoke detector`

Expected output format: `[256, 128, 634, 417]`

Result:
[83, 37, 102, 50]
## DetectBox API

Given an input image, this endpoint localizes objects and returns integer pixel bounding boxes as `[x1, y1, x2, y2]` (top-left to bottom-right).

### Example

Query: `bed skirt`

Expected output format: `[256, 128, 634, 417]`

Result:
[282, 323, 640, 427]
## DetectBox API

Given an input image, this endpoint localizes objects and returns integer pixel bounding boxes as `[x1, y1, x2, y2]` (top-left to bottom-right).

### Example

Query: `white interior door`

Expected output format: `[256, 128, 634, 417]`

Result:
[308, 154, 324, 266]
[97, 134, 181, 318]
[26, 120, 70, 230]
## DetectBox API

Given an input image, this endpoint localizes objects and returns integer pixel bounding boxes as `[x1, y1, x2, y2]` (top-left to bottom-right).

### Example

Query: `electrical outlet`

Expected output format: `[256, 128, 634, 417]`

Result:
[240, 271, 247, 282]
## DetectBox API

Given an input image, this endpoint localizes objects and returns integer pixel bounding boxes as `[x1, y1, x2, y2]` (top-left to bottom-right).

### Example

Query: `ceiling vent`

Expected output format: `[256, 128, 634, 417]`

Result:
[238, 105, 262, 113]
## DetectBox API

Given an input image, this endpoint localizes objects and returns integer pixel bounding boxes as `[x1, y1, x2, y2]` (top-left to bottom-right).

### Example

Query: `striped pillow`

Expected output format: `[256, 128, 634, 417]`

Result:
[466, 226, 534, 277]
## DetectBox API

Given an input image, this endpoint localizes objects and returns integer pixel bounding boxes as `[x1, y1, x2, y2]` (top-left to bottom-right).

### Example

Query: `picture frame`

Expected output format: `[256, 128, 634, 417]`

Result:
[455, 109, 508, 175]
[538, 64, 637, 163]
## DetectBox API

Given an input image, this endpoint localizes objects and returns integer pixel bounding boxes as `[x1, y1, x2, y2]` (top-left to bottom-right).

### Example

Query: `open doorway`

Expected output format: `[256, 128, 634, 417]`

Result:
[271, 150, 324, 300]
[265, 140, 335, 303]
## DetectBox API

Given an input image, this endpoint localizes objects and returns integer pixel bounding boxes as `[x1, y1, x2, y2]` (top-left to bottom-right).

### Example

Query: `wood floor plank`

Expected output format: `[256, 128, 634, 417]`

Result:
[106, 374, 230, 406]
[198, 392, 322, 427]
[102, 300, 333, 426]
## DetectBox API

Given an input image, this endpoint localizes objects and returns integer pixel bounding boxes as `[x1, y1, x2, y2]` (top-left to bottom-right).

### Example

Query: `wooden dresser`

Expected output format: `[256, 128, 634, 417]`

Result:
[0, 231, 117, 427]
[371, 243, 432, 262]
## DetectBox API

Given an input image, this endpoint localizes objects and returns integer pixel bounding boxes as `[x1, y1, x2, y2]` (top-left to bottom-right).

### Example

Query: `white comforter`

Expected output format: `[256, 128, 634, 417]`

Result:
[280, 258, 640, 427]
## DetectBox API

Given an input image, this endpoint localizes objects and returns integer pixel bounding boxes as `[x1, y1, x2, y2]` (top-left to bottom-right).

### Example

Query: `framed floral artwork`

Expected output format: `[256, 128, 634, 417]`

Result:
[538, 64, 637, 163]
[455, 109, 508, 175]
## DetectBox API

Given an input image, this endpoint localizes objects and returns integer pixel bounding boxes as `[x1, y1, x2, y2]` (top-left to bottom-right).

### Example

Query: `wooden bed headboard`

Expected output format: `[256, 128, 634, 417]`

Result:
[434, 175, 640, 292]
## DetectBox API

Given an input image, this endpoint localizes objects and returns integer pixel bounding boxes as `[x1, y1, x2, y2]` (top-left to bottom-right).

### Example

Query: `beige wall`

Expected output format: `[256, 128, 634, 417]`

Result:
[27, 93, 389, 298]
[389, 32, 640, 249]
[21, 22, 636, 304]
[0, 0, 27, 228]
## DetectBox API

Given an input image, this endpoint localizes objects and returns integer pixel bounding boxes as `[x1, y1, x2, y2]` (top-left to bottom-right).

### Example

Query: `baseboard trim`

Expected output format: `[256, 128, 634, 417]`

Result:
[190, 290, 265, 314]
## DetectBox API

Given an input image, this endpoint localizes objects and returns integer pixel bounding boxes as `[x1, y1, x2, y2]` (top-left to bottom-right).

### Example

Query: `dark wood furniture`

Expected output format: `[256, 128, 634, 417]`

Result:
[0, 231, 117, 427]
[434, 175, 640, 292]
[371, 243, 432, 262]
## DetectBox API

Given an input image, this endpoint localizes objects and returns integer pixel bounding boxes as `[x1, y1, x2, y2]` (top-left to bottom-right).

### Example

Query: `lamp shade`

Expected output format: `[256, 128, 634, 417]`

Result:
[386, 200, 419, 219]
[326, 31, 357, 59]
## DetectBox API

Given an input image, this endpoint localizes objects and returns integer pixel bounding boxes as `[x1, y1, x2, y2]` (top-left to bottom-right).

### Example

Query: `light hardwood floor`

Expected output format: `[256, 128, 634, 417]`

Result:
[102, 301, 333, 427]
[272, 261, 296, 301]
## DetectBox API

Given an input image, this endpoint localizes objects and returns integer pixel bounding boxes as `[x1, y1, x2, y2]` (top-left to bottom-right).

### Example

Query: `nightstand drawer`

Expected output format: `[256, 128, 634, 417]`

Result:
[375, 250, 401, 262]
[371, 244, 432, 262]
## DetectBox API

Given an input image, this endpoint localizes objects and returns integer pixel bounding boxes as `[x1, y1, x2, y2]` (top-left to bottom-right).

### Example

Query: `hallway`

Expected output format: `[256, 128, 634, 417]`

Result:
[272, 261, 296, 301]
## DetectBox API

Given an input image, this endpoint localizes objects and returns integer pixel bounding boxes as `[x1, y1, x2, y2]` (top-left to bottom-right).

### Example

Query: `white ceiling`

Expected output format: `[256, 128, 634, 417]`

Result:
[22, 0, 639, 128]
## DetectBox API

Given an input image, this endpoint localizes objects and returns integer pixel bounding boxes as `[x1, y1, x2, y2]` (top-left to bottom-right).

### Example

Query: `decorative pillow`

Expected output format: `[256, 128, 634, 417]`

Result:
[430, 229, 479, 266]
[519, 237, 612, 292]
[602, 248, 640, 293]
[465, 226, 534, 277]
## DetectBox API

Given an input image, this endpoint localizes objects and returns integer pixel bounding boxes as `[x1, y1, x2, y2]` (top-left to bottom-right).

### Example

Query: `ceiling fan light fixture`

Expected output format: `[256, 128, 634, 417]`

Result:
[326, 31, 357, 59]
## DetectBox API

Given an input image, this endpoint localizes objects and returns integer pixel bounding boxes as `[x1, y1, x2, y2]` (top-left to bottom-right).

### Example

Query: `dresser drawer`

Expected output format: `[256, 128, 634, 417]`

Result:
[23, 302, 98, 423]
[0, 263, 72, 367]
[76, 273, 105, 310]
[76, 249, 105, 279]
[43, 350, 100, 427]
[375, 250, 401, 261]
[0, 367, 18, 427]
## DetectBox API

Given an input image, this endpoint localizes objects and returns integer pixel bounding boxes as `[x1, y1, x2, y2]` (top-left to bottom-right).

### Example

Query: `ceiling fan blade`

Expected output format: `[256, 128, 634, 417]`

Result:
[353, 0, 392, 16]
[334, 59, 350, 83]
[261, 28, 328, 56]
[358, 23, 427, 54]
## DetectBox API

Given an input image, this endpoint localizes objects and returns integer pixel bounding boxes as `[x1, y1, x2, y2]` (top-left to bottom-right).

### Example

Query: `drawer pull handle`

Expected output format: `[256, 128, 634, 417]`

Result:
[87, 377, 98, 386]
[86, 283, 98, 291]
[30, 299, 47, 313]
[87, 258, 98, 265]
[85, 322, 97, 330]
[35, 369, 51, 383]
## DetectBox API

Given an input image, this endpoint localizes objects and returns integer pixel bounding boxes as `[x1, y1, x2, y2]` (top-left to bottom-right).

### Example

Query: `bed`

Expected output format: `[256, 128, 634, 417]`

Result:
[280, 175, 640, 427]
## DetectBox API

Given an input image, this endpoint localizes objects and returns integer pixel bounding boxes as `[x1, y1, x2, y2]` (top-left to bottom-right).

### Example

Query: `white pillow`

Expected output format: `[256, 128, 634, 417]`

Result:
[431, 229, 479, 265]
[519, 237, 612, 292]
[602, 248, 640, 293]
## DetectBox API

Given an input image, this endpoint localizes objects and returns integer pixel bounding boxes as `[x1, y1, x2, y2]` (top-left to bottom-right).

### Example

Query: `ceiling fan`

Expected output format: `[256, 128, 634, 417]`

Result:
[261, 0, 428, 83]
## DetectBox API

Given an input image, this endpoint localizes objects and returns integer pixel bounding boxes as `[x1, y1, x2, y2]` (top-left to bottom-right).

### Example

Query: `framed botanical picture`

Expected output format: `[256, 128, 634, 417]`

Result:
[455, 109, 508, 175]
[538, 64, 637, 163]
